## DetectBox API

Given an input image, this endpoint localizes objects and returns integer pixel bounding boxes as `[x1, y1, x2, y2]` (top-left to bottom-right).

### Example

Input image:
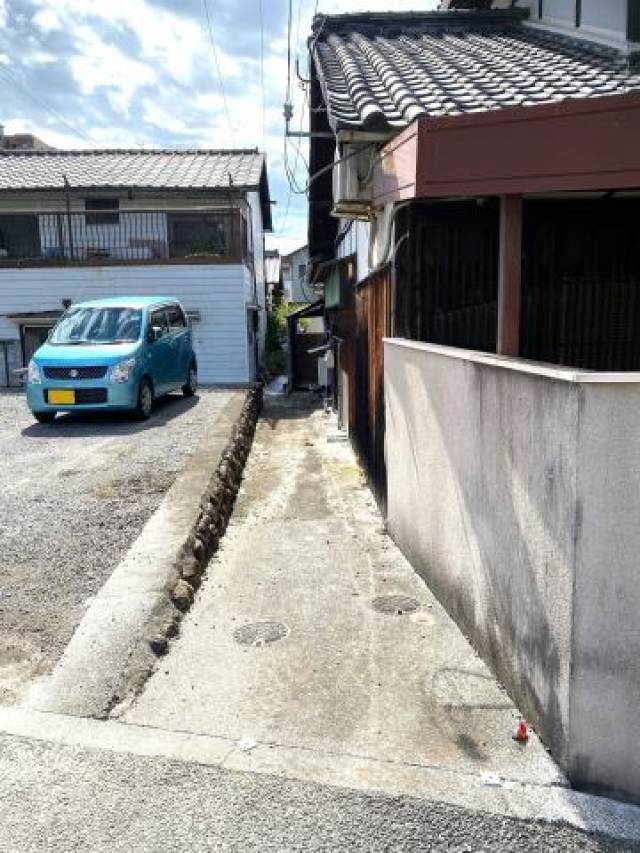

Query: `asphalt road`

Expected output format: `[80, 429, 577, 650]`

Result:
[0, 388, 234, 703]
[1, 733, 635, 853]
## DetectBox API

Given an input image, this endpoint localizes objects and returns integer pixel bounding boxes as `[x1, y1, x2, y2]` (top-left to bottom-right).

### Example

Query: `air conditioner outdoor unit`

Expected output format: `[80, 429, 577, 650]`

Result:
[332, 158, 370, 220]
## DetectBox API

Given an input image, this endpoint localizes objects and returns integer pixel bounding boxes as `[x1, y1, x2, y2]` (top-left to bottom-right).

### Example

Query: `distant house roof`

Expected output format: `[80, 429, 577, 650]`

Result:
[281, 244, 309, 263]
[0, 148, 272, 229]
[311, 9, 640, 132]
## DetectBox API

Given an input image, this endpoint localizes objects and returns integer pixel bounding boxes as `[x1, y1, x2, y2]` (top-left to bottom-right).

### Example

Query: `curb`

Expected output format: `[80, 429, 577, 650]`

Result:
[173, 383, 263, 606]
[115, 383, 264, 712]
[25, 386, 262, 719]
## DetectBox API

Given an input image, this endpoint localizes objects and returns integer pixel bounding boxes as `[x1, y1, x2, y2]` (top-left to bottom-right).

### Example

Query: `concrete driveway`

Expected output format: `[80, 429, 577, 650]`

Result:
[0, 388, 235, 703]
[126, 396, 563, 788]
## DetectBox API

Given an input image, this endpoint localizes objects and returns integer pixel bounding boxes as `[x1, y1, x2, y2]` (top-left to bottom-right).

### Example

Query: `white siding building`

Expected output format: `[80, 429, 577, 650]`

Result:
[281, 245, 311, 304]
[0, 149, 272, 386]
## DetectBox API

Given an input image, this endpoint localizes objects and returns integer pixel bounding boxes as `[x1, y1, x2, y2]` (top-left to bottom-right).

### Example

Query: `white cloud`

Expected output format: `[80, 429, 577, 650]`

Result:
[32, 6, 63, 31]
[69, 26, 155, 114]
[12, 0, 441, 252]
[0, 0, 7, 28]
[31, 0, 230, 85]
[319, 0, 438, 10]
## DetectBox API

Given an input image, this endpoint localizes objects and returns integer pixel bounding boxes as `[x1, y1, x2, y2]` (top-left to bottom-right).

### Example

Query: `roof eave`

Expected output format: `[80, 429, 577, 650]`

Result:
[0, 184, 263, 195]
[310, 7, 528, 35]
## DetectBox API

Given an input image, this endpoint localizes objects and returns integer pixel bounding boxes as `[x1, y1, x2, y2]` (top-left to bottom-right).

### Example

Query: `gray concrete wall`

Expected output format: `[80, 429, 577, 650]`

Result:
[571, 385, 640, 800]
[384, 339, 640, 801]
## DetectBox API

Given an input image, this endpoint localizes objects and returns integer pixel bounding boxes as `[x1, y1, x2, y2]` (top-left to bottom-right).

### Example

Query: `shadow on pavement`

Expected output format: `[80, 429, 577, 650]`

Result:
[261, 391, 323, 430]
[21, 394, 199, 438]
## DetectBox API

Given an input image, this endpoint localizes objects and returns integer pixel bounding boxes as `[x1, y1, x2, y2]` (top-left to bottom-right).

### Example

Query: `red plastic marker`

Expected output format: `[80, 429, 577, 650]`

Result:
[513, 719, 529, 743]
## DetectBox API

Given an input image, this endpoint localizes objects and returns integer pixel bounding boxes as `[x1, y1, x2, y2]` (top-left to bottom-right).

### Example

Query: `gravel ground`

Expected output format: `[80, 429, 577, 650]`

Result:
[0, 389, 234, 702]
[0, 734, 637, 853]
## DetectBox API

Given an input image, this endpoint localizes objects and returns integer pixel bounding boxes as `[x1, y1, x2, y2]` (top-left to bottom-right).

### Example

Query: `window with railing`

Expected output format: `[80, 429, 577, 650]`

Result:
[0, 207, 251, 266]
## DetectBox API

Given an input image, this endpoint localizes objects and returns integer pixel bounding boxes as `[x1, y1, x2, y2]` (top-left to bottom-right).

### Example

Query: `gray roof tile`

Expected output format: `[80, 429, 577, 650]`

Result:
[0, 149, 266, 192]
[312, 11, 640, 131]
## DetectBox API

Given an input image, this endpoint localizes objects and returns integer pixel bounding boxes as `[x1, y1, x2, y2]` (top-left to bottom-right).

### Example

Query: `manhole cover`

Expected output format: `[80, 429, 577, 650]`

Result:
[233, 622, 289, 647]
[372, 595, 420, 616]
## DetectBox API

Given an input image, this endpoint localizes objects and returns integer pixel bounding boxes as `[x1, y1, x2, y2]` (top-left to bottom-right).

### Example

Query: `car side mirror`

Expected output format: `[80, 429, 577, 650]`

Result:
[147, 326, 162, 343]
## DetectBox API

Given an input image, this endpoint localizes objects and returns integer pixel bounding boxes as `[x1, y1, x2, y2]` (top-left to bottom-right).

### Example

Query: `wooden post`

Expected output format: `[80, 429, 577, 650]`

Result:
[496, 194, 523, 357]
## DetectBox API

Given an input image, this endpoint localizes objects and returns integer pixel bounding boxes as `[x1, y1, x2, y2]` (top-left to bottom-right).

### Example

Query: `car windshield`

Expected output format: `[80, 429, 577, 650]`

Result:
[50, 307, 143, 345]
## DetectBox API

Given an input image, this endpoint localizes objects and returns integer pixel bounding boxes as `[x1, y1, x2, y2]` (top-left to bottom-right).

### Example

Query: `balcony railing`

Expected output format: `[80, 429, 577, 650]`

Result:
[0, 208, 251, 267]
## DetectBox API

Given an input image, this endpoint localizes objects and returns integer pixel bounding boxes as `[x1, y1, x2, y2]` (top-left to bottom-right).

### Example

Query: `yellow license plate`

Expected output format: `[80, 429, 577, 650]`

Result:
[48, 389, 76, 405]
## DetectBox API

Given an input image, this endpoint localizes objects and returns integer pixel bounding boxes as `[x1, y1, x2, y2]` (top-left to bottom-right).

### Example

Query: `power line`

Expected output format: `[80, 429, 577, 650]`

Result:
[258, 0, 266, 152]
[280, 0, 319, 234]
[0, 63, 95, 145]
[286, 0, 293, 105]
[282, 1, 311, 203]
[294, 0, 305, 58]
[202, 0, 236, 147]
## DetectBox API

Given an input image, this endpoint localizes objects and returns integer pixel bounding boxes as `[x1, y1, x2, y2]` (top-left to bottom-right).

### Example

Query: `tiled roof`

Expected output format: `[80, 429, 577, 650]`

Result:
[311, 10, 640, 131]
[0, 149, 266, 192]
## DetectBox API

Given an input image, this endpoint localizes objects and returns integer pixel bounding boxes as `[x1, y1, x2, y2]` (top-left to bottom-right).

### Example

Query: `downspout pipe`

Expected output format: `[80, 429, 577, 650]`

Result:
[63, 175, 75, 261]
[368, 201, 411, 272]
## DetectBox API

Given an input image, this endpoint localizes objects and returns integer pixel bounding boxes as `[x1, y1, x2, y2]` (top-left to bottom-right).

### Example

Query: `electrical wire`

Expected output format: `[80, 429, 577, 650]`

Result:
[300, 140, 377, 198]
[279, 1, 328, 233]
[279, 0, 310, 233]
[286, 0, 293, 105]
[258, 0, 266, 152]
[0, 63, 95, 145]
[202, 0, 236, 148]
[282, 7, 329, 197]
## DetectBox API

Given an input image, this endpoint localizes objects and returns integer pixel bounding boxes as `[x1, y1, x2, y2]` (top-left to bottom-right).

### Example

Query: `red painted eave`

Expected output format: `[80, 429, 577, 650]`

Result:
[372, 92, 640, 203]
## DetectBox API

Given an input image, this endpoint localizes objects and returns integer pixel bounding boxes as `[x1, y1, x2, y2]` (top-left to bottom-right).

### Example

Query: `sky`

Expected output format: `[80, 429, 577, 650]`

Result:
[0, 0, 438, 254]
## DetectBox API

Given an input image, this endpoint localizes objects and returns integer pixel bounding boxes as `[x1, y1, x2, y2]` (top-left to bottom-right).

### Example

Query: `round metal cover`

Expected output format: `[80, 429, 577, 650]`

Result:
[233, 621, 289, 647]
[372, 595, 420, 616]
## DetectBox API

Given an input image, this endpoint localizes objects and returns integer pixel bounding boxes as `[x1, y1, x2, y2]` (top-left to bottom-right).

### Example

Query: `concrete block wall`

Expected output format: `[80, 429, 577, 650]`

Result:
[384, 339, 640, 802]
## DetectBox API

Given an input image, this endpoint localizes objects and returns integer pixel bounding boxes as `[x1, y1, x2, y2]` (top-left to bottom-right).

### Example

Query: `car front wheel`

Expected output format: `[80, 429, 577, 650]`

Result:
[135, 378, 154, 420]
[33, 411, 56, 424]
[182, 363, 198, 397]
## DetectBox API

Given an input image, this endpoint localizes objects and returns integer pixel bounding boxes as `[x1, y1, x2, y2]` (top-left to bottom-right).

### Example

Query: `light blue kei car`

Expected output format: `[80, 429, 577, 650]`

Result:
[26, 296, 198, 423]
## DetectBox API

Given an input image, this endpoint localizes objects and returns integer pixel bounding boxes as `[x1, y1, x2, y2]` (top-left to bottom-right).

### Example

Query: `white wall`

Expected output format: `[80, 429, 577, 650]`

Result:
[384, 339, 640, 802]
[517, 0, 630, 48]
[0, 264, 252, 385]
[247, 190, 266, 361]
[337, 218, 371, 284]
[542, 0, 575, 24]
[282, 245, 312, 304]
[581, 0, 627, 33]
[335, 145, 398, 285]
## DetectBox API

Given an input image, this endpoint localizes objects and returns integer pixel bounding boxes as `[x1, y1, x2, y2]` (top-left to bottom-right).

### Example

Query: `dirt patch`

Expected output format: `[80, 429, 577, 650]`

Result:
[0, 636, 49, 704]
[93, 472, 176, 499]
[0, 389, 236, 702]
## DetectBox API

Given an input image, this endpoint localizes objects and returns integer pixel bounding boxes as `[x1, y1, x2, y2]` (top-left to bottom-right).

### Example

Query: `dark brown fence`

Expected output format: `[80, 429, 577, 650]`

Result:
[395, 197, 640, 372]
[353, 265, 392, 510]
[521, 199, 640, 371]
[395, 200, 499, 352]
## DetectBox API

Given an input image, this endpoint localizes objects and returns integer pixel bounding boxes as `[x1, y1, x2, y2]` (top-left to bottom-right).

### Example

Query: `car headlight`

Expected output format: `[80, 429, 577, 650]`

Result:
[28, 360, 42, 384]
[109, 357, 137, 384]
